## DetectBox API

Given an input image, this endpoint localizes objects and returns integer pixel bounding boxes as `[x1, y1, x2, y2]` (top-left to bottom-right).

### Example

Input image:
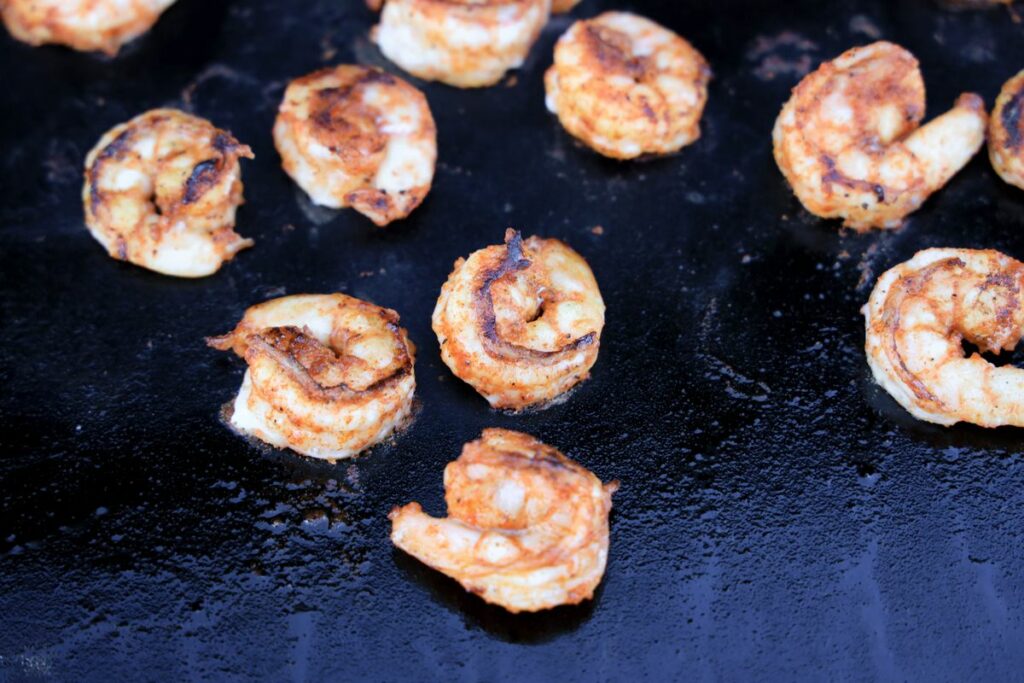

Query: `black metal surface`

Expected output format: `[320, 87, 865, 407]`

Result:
[1, 0, 1023, 680]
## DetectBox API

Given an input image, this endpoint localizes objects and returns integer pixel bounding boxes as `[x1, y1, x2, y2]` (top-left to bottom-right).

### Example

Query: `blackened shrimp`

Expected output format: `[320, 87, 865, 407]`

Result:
[864, 248, 1024, 427]
[207, 294, 416, 460]
[370, 0, 551, 88]
[544, 12, 711, 160]
[432, 229, 605, 410]
[773, 41, 987, 231]
[1, 0, 176, 55]
[273, 65, 436, 226]
[82, 108, 253, 278]
[390, 429, 617, 613]
[990, 69, 1024, 191]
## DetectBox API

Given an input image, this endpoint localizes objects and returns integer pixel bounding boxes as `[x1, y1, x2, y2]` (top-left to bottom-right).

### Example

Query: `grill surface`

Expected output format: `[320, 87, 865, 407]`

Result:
[1, 0, 1023, 680]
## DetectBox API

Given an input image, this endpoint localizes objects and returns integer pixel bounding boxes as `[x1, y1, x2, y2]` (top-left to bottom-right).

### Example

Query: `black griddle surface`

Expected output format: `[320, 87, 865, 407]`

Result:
[2, 0, 1024, 680]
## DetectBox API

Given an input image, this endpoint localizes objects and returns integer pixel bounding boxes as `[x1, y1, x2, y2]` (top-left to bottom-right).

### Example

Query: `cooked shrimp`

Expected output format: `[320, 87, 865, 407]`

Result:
[551, 0, 581, 12]
[1, 0, 176, 55]
[82, 108, 253, 278]
[990, 69, 1024, 191]
[863, 248, 1024, 427]
[544, 12, 711, 160]
[432, 229, 604, 410]
[273, 65, 436, 226]
[207, 294, 416, 459]
[773, 41, 987, 232]
[370, 0, 551, 88]
[390, 428, 617, 613]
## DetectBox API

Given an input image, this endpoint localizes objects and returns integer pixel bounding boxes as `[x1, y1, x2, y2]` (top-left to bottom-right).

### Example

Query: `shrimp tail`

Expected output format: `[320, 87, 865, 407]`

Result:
[905, 93, 988, 188]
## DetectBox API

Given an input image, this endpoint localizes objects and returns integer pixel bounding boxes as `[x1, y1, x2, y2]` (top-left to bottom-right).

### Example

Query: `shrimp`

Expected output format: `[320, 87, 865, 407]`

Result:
[990, 69, 1024, 191]
[551, 0, 581, 12]
[432, 229, 604, 410]
[273, 65, 437, 226]
[863, 248, 1024, 427]
[544, 12, 711, 160]
[207, 294, 416, 460]
[82, 108, 254, 278]
[369, 0, 551, 88]
[0, 0, 176, 55]
[390, 428, 618, 613]
[773, 41, 987, 232]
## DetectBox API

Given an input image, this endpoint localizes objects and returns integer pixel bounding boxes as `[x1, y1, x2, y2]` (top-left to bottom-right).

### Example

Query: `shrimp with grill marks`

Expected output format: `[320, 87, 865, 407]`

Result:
[544, 12, 711, 160]
[82, 108, 253, 278]
[207, 294, 416, 460]
[369, 0, 551, 88]
[1, 0, 176, 55]
[990, 69, 1024, 191]
[432, 229, 604, 410]
[864, 248, 1024, 427]
[274, 65, 436, 226]
[773, 41, 987, 231]
[390, 428, 618, 613]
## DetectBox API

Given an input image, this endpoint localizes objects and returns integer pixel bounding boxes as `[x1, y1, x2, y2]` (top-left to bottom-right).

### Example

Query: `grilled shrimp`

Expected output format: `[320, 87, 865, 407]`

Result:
[207, 294, 416, 460]
[773, 42, 987, 232]
[82, 109, 253, 278]
[864, 248, 1024, 427]
[432, 229, 604, 410]
[990, 69, 1024, 191]
[544, 12, 711, 160]
[390, 428, 617, 613]
[274, 65, 437, 226]
[1, 0, 176, 55]
[369, 0, 551, 88]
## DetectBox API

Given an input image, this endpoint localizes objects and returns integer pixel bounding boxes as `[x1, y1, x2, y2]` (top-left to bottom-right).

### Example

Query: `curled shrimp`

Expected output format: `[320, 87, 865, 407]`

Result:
[990, 69, 1024, 191]
[273, 65, 437, 226]
[207, 294, 416, 460]
[369, 0, 551, 88]
[863, 248, 1024, 427]
[0, 0, 176, 55]
[773, 41, 988, 231]
[544, 11, 711, 160]
[390, 428, 618, 613]
[432, 229, 604, 410]
[82, 108, 253, 278]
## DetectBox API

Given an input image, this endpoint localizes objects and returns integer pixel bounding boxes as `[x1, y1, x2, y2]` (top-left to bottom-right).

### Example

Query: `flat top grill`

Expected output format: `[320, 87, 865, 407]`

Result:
[1, 0, 1023, 679]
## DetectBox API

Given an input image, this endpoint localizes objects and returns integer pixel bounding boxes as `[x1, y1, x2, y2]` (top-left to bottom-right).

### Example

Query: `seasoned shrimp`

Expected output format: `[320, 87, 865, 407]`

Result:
[773, 41, 987, 231]
[432, 229, 604, 410]
[369, 0, 551, 88]
[1, 0, 176, 55]
[274, 65, 437, 226]
[544, 12, 711, 160]
[390, 429, 618, 613]
[990, 69, 1024, 191]
[864, 248, 1024, 427]
[82, 108, 253, 278]
[207, 294, 416, 459]
[551, 0, 581, 12]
